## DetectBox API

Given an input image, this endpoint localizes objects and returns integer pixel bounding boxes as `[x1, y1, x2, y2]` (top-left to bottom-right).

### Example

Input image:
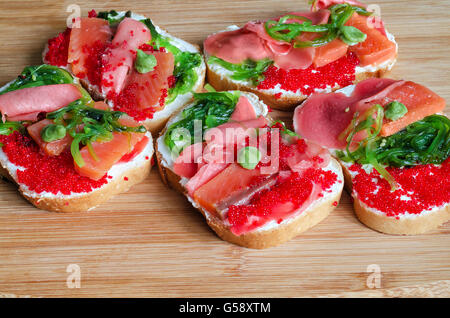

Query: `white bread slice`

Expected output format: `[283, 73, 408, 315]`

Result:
[42, 11, 206, 134]
[295, 84, 450, 235]
[155, 91, 344, 248]
[0, 132, 153, 212]
[204, 25, 397, 111]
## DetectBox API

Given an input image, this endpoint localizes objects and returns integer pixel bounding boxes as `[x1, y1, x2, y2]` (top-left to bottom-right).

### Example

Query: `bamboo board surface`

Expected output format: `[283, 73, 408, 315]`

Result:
[0, 0, 449, 298]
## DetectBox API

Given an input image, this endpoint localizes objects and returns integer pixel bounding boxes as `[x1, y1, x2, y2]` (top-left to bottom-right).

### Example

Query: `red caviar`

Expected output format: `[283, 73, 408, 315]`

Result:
[228, 168, 337, 234]
[107, 84, 158, 121]
[167, 75, 177, 88]
[79, 41, 108, 87]
[159, 88, 168, 107]
[45, 28, 71, 67]
[88, 9, 97, 18]
[0, 132, 108, 195]
[257, 52, 359, 95]
[350, 159, 450, 216]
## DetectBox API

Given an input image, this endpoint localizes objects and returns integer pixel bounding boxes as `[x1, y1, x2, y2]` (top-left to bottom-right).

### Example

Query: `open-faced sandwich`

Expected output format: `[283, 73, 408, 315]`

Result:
[156, 89, 344, 248]
[204, 0, 397, 110]
[0, 64, 153, 212]
[43, 9, 206, 133]
[294, 78, 450, 234]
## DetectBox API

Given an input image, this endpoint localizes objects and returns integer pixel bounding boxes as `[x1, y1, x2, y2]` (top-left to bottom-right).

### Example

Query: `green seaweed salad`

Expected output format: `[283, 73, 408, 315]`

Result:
[336, 103, 450, 189]
[0, 65, 146, 166]
[164, 91, 240, 155]
[98, 10, 203, 104]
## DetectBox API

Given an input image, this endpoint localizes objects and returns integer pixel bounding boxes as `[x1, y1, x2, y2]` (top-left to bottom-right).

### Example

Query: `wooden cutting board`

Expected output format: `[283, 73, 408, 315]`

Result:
[0, 0, 448, 298]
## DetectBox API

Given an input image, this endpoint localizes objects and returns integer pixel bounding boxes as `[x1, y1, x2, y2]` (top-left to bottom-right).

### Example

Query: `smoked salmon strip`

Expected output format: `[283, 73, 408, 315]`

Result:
[27, 102, 113, 157]
[123, 51, 175, 111]
[346, 13, 396, 66]
[74, 130, 145, 180]
[74, 107, 147, 180]
[313, 38, 348, 68]
[68, 17, 112, 77]
[375, 81, 446, 136]
[101, 18, 152, 96]
[193, 163, 262, 217]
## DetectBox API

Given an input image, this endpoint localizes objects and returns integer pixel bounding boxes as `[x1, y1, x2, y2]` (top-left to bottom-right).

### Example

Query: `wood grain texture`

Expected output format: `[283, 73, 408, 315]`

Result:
[0, 0, 449, 298]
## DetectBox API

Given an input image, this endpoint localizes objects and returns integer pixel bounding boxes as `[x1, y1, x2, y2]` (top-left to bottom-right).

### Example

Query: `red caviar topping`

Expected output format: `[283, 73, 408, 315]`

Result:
[107, 84, 157, 121]
[257, 52, 359, 95]
[227, 131, 337, 234]
[0, 132, 108, 195]
[139, 43, 154, 52]
[228, 168, 337, 234]
[159, 88, 168, 108]
[351, 159, 450, 217]
[45, 28, 71, 67]
[81, 40, 108, 87]
[167, 75, 177, 88]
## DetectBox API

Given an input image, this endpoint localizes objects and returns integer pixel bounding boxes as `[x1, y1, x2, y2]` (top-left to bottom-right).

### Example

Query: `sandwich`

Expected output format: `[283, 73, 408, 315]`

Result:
[203, 0, 397, 110]
[156, 89, 344, 248]
[43, 9, 206, 133]
[294, 77, 449, 234]
[0, 64, 153, 212]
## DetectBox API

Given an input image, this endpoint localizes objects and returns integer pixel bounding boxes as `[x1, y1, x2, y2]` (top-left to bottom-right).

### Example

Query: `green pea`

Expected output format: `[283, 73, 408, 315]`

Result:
[134, 49, 157, 74]
[237, 146, 261, 170]
[385, 101, 408, 121]
[41, 124, 66, 142]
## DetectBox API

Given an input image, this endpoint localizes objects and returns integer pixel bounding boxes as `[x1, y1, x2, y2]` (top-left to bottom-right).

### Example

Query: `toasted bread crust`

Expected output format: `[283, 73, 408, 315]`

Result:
[341, 163, 450, 235]
[156, 93, 344, 248]
[353, 198, 450, 235]
[206, 58, 395, 111]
